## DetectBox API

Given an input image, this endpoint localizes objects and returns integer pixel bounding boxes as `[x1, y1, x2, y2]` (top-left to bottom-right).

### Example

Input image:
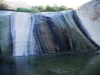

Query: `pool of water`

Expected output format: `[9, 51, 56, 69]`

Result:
[0, 53, 100, 75]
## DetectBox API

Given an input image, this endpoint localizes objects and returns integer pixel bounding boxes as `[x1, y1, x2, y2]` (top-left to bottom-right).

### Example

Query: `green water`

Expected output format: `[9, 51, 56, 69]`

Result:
[0, 53, 100, 75]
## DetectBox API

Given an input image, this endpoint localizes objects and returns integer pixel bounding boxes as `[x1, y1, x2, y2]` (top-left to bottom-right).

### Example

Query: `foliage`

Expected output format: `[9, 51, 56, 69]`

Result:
[16, 5, 73, 13]
[45, 5, 54, 12]
[67, 8, 73, 10]
[35, 6, 45, 12]
[16, 7, 40, 13]
[58, 5, 67, 11]
[30, 6, 40, 13]
[36, 5, 73, 12]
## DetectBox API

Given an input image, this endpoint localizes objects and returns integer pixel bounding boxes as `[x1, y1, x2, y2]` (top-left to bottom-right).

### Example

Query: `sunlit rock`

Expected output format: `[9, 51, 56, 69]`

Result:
[76, 0, 100, 46]
[76, 0, 100, 53]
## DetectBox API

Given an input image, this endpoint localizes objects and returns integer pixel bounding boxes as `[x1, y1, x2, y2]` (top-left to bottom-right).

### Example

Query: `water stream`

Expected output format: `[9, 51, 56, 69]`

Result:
[11, 12, 36, 56]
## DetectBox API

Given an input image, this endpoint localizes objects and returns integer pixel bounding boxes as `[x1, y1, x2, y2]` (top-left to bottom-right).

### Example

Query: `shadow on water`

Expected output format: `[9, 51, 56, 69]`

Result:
[0, 53, 100, 75]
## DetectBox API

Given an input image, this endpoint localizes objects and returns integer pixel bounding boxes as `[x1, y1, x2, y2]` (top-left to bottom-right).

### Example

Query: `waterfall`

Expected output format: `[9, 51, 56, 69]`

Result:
[0, 10, 98, 56]
[40, 10, 98, 51]
[0, 9, 100, 56]
[11, 12, 36, 56]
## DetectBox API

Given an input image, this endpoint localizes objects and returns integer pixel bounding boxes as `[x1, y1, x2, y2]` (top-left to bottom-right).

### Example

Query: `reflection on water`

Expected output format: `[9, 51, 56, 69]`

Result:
[0, 53, 100, 75]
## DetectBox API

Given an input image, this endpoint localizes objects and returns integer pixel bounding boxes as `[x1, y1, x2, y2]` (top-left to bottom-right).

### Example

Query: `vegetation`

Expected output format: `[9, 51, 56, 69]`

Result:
[16, 5, 73, 13]
[36, 5, 73, 12]
[16, 7, 40, 13]
[0, 0, 7, 10]
[0, 2, 73, 12]
[44, 5, 69, 12]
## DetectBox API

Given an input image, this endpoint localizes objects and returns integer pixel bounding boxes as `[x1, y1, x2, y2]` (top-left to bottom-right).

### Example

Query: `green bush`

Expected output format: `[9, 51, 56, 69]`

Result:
[30, 6, 40, 13]
[58, 5, 67, 11]
[35, 6, 45, 12]
[16, 7, 40, 13]
[16, 5, 73, 13]
[45, 5, 54, 12]
[37, 5, 73, 12]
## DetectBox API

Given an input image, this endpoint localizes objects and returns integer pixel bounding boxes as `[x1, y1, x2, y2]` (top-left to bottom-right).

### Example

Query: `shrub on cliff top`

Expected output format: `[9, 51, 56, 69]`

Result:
[16, 7, 40, 13]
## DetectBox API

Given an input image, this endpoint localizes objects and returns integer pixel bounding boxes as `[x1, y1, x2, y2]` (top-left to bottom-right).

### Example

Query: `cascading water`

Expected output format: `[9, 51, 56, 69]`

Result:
[1, 1, 100, 75]
[0, 5, 100, 56]
[11, 12, 36, 56]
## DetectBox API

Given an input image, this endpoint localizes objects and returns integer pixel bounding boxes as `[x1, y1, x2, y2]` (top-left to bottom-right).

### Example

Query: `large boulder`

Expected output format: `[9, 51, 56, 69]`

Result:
[76, 0, 100, 46]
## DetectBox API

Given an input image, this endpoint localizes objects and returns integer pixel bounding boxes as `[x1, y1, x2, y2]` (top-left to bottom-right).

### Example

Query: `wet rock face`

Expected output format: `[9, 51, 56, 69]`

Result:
[0, 0, 100, 56]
